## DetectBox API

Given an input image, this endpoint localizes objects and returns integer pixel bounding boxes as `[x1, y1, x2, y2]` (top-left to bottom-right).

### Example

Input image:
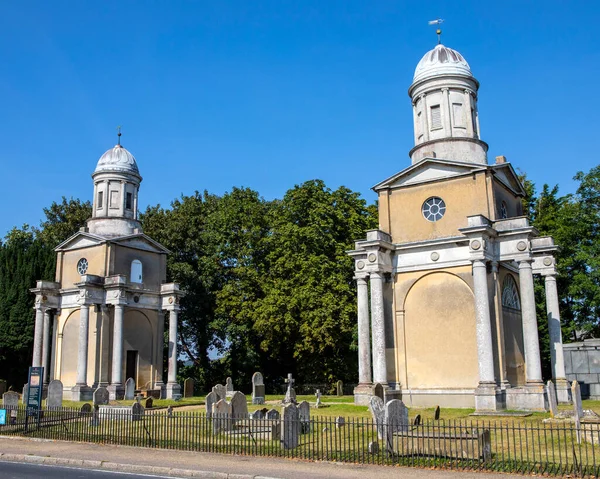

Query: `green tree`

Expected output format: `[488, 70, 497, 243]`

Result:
[36, 197, 92, 248]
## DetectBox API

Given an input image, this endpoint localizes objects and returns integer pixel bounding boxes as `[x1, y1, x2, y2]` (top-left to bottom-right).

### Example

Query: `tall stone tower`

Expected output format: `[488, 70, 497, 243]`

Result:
[31, 139, 183, 400]
[349, 42, 568, 412]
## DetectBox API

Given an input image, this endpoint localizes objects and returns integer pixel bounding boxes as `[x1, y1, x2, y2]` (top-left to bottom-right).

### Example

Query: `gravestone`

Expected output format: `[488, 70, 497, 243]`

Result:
[368, 395, 385, 440]
[434, 406, 441, 420]
[252, 372, 265, 405]
[252, 408, 265, 420]
[3, 391, 19, 410]
[547, 380, 558, 417]
[230, 391, 248, 421]
[22, 384, 28, 405]
[384, 400, 409, 450]
[145, 397, 154, 409]
[283, 373, 296, 404]
[368, 441, 380, 454]
[413, 414, 421, 426]
[572, 380, 583, 423]
[167, 405, 173, 418]
[213, 399, 232, 434]
[80, 403, 92, 414]
[226, 377, 234, 398]
[335, 416, 345, 428]
[47, 380, 64, 409]
[266, 408, 280, 420]
[205, 391, 218, 418]
[315, 389, 322, 408]
[336, 380, 343, 396]
[213, 384, 226, 401]
[90, 405, 100, 426]
[131, 402, 144, 421]
[124, 378, 135, 400]
[0, 380, 6, 396]
[93, 387, 109, 406]
[373, 383, 384, 400]
[184, 378, 194, 398]
[281, 403, 299, 449]
[298, 401, 310, 433]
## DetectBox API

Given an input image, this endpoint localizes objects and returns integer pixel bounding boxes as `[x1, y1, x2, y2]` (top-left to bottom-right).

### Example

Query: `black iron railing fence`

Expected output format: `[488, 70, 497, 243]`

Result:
[1, 405, 599, 477]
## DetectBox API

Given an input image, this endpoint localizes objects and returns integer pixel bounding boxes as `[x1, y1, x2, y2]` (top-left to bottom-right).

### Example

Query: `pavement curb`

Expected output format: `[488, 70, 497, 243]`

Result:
[0, 452, 284, 479]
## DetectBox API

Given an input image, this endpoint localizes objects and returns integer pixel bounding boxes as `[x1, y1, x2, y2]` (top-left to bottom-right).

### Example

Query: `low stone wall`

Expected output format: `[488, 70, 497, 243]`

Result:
[564, 339, 600, 399]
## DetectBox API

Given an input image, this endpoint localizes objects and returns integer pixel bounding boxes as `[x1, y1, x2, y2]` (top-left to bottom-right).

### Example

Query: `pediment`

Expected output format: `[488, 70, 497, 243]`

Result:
[111, 234, 170, 254]
[55, 232, 106, 252]
[491, 164, 526, 196]
[373, 158, 485, 191]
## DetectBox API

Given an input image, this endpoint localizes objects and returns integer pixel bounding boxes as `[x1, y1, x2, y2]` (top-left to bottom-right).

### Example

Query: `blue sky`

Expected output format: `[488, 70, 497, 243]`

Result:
[1, 1, 597, 237]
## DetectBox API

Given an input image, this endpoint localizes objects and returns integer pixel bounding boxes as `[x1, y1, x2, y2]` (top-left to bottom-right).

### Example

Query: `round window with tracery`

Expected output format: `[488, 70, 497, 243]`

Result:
[422, 197, 446, 222]
[77, 258, 89, 275]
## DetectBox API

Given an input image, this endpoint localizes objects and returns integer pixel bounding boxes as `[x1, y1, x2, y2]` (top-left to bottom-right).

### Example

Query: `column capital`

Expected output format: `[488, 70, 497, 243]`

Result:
[354, 274, 369, 283]
[472, 259, 488, 268]
[441, 87, 449, 92]
[518, 258, 534, 268]
[370, 271, 384, 280]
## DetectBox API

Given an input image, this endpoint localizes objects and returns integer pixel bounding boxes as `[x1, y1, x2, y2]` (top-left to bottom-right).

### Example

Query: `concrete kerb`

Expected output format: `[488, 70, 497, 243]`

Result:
[0, 452, 283, 479]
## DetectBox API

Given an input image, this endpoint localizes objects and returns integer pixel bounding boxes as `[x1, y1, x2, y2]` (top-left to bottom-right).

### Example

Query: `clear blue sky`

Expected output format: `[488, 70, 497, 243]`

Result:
[1, 1, 598, 238]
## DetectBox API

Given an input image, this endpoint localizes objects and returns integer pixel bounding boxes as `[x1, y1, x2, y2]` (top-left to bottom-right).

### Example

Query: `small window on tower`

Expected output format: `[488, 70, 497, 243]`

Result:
[500, 201, 508, 219]
[430, 105, 442, 130]
[97, 191, 103, 209]
[126, 192, 132, 210]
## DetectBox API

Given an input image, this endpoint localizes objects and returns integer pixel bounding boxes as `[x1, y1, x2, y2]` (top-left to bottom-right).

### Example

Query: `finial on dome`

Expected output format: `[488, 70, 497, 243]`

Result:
[117, 125, 122, 146]
[428, 18, 444, 45]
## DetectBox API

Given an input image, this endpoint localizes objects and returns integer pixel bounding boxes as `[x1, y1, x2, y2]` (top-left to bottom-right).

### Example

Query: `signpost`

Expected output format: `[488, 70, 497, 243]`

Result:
[24, 366, 43, 431]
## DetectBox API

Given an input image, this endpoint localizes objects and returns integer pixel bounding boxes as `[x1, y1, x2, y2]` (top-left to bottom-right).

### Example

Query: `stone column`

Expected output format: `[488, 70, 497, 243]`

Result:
[545, 273, 570, 402]
[518, 260, 543, 384]
[464, 89, 474, 137]
[421, 94, 430, 142]
[357, 276, 372, 385]
[42, 310, 51, 383]
[108, 304, 125, 399]
[50, 313, 59, 380]
[412, 101, 419, 144]
[32, 306, 45, 367]
[491, 262, 508, 387]
[370, 272, 387, 385]
[155, 310, 166, 396]
[166, 309, 181, 398]
[75, 304, 90, 386]
[442, 87, 452, 135]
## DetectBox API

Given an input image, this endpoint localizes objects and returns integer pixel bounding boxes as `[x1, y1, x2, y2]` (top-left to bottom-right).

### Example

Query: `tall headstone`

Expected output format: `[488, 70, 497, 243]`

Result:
[124, 378, 135, 400]
[336, 380, 344, 396]
[315, 389, 322, 408]
[131, 402, 145, 421]
[205, 391, 218, 418]
[283, 373, 296, 404]
[2, 391, 19, 410]
[230, 391, 248, 421]
[281, 403, 299, 449]
[384, 399, 409, 451]
[252, 372, 265, 405]
[93, 387, 109, 406]
[213, 384, 226, 401]
[373, 383, 384, 400]
[434, 406, 441, 420]
[225, 377, 234, 398]
[368, 395, 385, 440]
[546, 380, 558, 418]
[22, 384, 28, 405]
[266, 408, 280, 420]
[145, 397, 154, 409]
[213, 399, 232, 433]
[298, 400, 310, 433]
[47, 380, 64, 409]
[572, 380, 583, 423]
[184, 378, 194, 398]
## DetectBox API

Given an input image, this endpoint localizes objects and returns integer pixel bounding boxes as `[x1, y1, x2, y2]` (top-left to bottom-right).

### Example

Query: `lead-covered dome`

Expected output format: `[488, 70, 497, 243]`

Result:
[94, 144, 139, 175]
[413, 44, 472, 84]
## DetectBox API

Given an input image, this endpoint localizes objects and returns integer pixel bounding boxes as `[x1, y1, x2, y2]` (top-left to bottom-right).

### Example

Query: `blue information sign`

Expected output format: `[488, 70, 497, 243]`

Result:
[0, 409, 6, 426]
[25, 367, 43, 429]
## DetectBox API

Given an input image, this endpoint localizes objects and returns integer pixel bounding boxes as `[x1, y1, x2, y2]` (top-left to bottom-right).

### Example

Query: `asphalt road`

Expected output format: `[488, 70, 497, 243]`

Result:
[0, 461, 174, 479]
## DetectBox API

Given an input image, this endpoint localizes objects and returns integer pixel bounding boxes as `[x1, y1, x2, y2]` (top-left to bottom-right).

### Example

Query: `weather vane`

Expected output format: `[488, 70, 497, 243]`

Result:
[428, 18, 444, 44]
[117, 125, 122, 145]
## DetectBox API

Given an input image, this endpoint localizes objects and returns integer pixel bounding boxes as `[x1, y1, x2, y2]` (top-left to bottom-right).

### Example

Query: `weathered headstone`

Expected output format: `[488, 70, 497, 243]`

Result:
[336, 380, 344, 396]
[167, 405, 173, 418]
[368, 395, 385, 440]
[90, 404, 100, 426]
[547, 380, 558, 417]
[131, 402, 145, 421]
[205, 391, 218, 418]
[213, 399, 232, 433]
[281, 403, 299, 449]
[283, 373, 296, 404]
[252, 408, 265, 420]
[572, 380, 583, 444]
[373, 383, 384, 400]
[315, 389, 322, 408]
[124, 378, 135, 400]
[230, 391, 248, 421]
[384, 400, 409, 450]
[3, 391, 19, 410]
[335, 416, 345, 428]
[434, 406, 441, 420]
[266, 408, 280, 420]
[145, 397, 154, 409]
[22, 384, 28, 405]
[212, 384, 226, 401]
[46, 380, 63, 409]
[298, 400, 310, 433]
[93, 387, 109, 406]
[184, 378, 194, 398]
[368, 441, 380, 454]
[80, 403, 92, 414]
[252, 372, 265, 405]
[413, 414, 421, 426]
[225, 377, 234, 398]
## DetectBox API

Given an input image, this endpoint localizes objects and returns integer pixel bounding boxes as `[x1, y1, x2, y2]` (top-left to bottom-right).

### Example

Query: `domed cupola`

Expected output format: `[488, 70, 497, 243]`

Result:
[87, 136, 143, 237]
[408, 43, 488, 165]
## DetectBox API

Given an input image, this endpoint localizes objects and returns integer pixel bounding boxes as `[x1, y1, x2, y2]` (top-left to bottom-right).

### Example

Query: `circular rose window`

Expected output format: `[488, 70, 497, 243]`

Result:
[77, 258, 89, 275]
[422, 197, 446, 222]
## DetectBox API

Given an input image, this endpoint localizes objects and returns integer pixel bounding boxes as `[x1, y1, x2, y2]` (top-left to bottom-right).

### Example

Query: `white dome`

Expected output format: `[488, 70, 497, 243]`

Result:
[413, 44, 473, 84]
[94, 144, 139, 175]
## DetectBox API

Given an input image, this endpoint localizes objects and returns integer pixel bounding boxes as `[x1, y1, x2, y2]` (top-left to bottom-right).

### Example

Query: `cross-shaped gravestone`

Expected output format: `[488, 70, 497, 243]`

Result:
[284, 374, 296, 404]
[315, 389, 322, 408]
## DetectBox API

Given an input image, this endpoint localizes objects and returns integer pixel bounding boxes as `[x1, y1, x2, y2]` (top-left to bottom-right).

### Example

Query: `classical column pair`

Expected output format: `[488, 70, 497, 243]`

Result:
[356, 272, 387, 387]
[32, 306, 54, 383]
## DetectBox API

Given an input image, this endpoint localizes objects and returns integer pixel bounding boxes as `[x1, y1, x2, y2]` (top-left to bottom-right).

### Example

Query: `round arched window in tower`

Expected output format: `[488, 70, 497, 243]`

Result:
[422, 197, 446, 222]
[77, 258, 89, 275]
[500, 201, 508, 219]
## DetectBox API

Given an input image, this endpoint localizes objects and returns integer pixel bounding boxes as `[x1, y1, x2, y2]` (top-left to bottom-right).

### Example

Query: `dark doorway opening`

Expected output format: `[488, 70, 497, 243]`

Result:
[126, 350, 138, 385]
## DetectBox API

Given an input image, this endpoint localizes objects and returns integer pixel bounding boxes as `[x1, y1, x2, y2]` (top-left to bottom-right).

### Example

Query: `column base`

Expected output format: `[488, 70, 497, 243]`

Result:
[71, 385, 93, 402]
[505, 383, 547, 411]
[554, 378, 571, 404]
[166, 382, 181, 400]
[353, 383, 374, 405]
[474, 383, 498, 412]
[154, 381, 166, 400]
[107, 384, 125, 401]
